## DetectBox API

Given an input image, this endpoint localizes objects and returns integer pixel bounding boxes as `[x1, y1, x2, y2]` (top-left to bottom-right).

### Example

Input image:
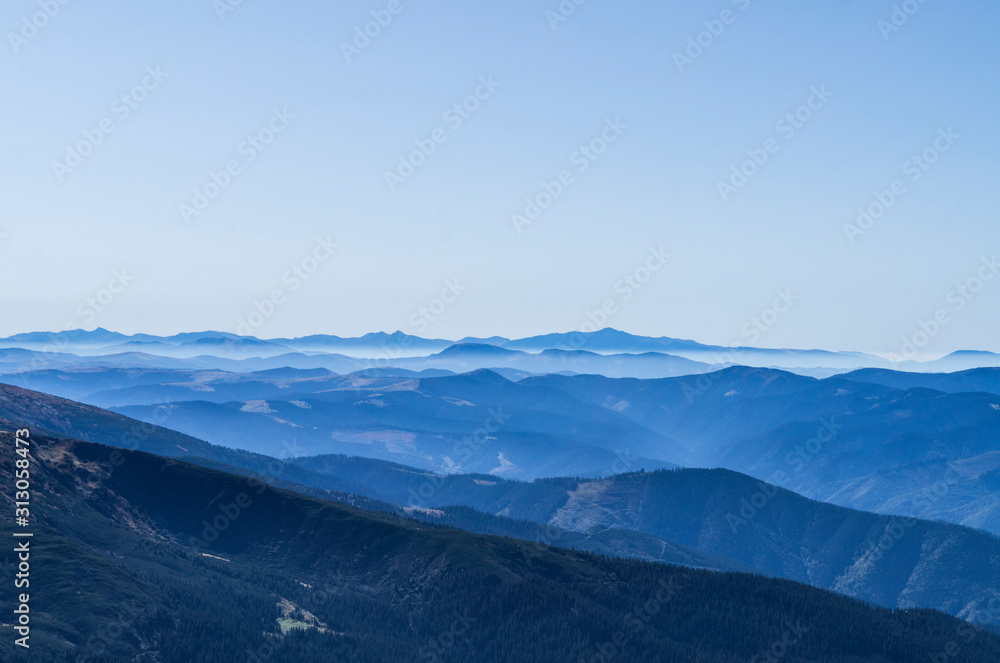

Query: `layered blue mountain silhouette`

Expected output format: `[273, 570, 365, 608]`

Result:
[2, 329, 999, 660]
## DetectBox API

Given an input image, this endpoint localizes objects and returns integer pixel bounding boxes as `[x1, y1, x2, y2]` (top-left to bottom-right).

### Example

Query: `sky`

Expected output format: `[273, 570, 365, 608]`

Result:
[1, 0, 998, 356]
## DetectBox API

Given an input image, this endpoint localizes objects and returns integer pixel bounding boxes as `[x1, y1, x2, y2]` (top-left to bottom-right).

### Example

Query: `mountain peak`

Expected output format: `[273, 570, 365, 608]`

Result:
[435, 343, 519, 357]
[946, 350, 1000, 357]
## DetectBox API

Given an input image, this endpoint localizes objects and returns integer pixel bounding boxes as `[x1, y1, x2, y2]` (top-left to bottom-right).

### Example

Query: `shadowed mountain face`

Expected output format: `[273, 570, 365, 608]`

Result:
[842, 367, 1000, 396]
[288, 454, 1000, 627]
[0, 387, 755, 578]
[4, 381, 999, 632]
[520, 368, 1000, 534]
[4, 431, 1000, 662]
[0, 383, 396, 502]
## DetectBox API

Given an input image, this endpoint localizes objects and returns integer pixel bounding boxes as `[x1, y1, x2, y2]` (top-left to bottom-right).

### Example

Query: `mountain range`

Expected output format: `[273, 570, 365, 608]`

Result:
[2, 329, 1000, 660]
[6, 430, 998, 661]
[4, 358, 999, 532]
[2, 381, 998, 631]
[6, 327, 1000, 374]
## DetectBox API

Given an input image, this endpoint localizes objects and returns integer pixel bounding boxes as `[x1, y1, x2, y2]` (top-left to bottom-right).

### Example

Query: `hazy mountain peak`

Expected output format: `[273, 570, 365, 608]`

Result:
[435, 343, 521, 356]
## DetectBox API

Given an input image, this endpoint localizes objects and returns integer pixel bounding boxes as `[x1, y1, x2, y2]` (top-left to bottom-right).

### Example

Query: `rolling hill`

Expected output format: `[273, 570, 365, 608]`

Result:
[289, 453, 1000, 627]
[3, 431, 998, 662]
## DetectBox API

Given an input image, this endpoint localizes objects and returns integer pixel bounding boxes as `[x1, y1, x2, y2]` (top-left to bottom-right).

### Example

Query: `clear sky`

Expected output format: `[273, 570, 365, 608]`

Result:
[2, 0, 998, 356]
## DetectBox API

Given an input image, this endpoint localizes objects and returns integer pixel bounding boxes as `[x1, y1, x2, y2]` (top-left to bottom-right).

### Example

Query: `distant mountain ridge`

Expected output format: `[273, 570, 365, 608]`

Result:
[843, 366, 1000, 395]
[6, 326, 999, 372]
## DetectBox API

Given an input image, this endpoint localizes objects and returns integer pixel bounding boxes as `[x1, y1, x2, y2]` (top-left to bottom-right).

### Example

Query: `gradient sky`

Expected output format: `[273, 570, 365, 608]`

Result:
[2, 0, 998, 356]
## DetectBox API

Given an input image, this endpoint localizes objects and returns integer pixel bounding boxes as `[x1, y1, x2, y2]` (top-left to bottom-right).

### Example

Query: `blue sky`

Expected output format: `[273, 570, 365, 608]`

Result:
[1, 0, 998, 356]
